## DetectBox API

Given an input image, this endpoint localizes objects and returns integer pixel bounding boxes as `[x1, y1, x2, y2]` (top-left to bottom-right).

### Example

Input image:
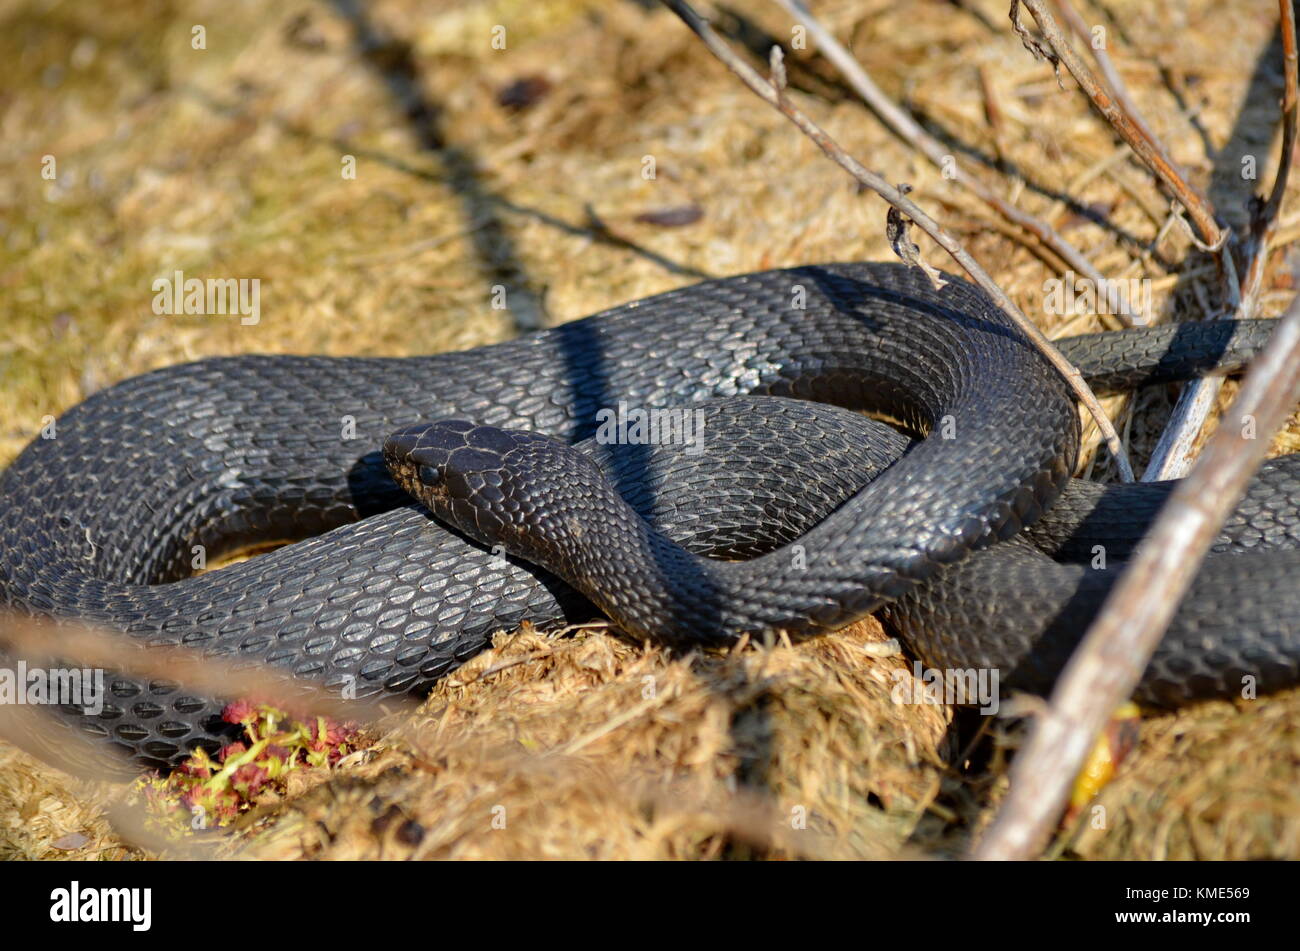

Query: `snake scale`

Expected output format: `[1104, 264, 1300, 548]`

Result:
[0, 262, 1295, 771]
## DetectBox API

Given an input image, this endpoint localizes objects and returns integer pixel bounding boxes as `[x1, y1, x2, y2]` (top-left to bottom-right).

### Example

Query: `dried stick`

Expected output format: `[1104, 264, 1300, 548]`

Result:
[0, 613, 470, 792]
[0, 615, 415, 730]
[660, 0, 1134, 480]
[771, 0, 1108, 288]
[1012, 0, 1226, 251]
[973, 286, 1300, 860]
[1052, 0, 1161, 148]
[1143, 0, 1296, 479]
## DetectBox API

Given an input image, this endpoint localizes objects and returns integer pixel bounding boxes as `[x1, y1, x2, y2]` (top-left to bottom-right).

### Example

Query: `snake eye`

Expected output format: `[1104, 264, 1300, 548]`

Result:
[417, 464, 443, 487]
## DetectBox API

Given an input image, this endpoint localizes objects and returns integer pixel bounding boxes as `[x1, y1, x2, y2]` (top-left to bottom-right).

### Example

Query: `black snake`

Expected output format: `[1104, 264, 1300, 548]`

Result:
[0, 262, 1295, 771]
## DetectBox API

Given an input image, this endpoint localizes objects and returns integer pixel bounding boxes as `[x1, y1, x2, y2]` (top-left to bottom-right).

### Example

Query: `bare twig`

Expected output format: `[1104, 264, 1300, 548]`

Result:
[0, 610, 495, 833]
[1012, 0, 1226, 251]
[0, 695, 223, 857]
[771, 0, 1108, 288]
[661, 0, 1134, 480]
[0, 615, 418, 761]
[1053, 0, 1161, 148]
[978, 64, 1014, 170]
[1143, 0, 1296, 479]
[0, 613, 418, 856]
[973, 286, 1300, 860]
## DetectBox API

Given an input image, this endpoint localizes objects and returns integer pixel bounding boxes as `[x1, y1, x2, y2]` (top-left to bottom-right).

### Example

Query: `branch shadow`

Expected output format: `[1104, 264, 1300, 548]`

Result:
[177, 80, 711, 283]
[327, 0, 547, 331]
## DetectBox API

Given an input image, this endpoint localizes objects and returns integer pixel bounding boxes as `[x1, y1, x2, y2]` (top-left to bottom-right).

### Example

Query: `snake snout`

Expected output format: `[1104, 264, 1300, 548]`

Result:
[384, 421, 564, 553]
[383, 420, 476, 497]
[385, 420, 533, 507]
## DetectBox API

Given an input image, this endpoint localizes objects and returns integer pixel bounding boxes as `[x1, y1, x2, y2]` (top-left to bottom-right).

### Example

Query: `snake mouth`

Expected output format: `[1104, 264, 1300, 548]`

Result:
[383, 427, 433, 503]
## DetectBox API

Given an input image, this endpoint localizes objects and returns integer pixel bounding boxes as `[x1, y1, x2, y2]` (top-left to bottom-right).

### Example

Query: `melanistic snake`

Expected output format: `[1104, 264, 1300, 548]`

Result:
[0, 262, 1294, 771]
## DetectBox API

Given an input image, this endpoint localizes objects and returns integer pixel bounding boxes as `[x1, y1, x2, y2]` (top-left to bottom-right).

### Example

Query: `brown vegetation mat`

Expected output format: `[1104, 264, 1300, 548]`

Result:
[2, 0, 1299, 859]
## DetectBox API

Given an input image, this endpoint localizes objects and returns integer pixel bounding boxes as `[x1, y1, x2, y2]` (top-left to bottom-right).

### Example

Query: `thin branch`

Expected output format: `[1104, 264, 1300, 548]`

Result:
[1012, 0, 1226, 251]
[1143, 0, 1296, 479]
[660, 0, 1134, 480]
[982, 10, 1294, 831]
[0, 615, 414, 729]
[0, 612, 479, 793]
[973, 286, 1300, 860]
[771, 0, 1109, 288]
[1053, 0, 1161, 148]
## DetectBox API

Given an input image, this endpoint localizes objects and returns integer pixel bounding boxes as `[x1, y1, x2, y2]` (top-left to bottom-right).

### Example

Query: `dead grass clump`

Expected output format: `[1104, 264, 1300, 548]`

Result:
[0, 744, 138, 861]
[235, 620, 950, 860]
[1067, 690, 1300, 859]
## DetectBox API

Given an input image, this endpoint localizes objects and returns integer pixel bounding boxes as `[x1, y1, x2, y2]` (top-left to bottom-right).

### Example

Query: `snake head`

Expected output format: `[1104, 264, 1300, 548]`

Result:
[383, 419, 589, 552]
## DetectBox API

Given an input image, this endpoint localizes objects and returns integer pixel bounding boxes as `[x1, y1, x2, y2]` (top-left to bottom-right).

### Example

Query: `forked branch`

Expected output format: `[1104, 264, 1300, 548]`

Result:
[1145, 0, 1296, 478]
[771, 0, 1107, 287]
[659, 0, 1134, 480]
[1011, 0, 1226, 251]
[975, 280, 1300, 860]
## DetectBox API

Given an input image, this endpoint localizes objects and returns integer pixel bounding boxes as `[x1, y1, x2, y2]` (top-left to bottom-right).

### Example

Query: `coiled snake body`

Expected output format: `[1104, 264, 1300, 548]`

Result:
[1, 262, 1296, 771]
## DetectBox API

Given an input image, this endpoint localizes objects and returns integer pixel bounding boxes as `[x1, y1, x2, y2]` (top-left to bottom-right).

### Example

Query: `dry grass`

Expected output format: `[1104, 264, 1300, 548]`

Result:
[228, 620, 951, 860]
[2, 0, 1300, 859]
